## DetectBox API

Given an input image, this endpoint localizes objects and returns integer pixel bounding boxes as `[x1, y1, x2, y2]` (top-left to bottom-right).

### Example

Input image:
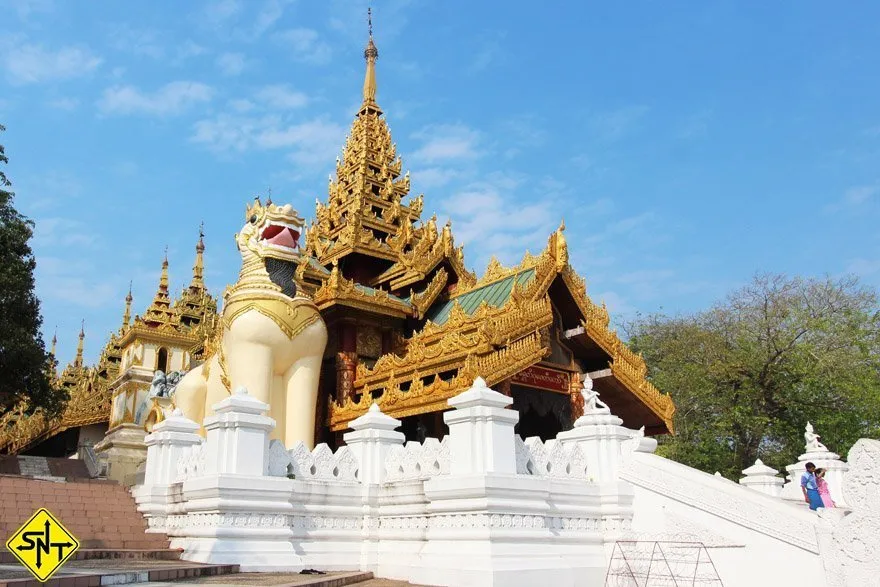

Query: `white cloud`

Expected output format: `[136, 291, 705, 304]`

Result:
[845, 257, 880, 277]
[410, 167, 460, 191]
[34, 257, 119, 309]
[191, 113, 346, 166]
[2, 42, 102, 84]
[411, 124, 482, 163]
[439, 175, 556, 269]
[677, 108, 712, 140]
[591, 105, 650, 141]
[254, 84, 308, 109]
[825, 183, 879, 212]
[4, 0, 53, 21]
[176, 40, 208, 62]
[272, 28, 332, 64]
[203, 0, 242, 26]
[844, 184, 878, 205]
[250, 0, 289, 39]
[468, 32, 506, 74]
[216, 52, 247, 76]
[98, 81, 214, 116]
[107, 25, 165, 59]
[229, 98, 255, 112]
[32, 217, 98, 249]
[47, 97, 79, 111]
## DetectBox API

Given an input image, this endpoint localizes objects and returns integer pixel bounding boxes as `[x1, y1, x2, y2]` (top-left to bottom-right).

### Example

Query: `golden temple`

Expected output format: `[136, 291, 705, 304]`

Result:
[0, 23, 674, 459]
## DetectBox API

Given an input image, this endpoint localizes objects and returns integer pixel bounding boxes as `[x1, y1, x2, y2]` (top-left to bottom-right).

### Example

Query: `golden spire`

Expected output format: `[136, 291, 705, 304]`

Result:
[74, 320, 85, 368]
[122, 281, 133, 326]
[160, 247, 170, 292]
[142, 249, 177, 327]
[191, 223, 206, 290]
[362, 7, 379, 107]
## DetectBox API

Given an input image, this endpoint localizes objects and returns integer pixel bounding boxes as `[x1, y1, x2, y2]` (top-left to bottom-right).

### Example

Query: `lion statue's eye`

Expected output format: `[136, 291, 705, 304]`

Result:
[249, 214, 258, 224]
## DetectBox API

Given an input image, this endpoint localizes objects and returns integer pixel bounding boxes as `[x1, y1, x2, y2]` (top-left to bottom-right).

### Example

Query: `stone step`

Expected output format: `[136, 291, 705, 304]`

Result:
[0, 475, 169, 550]
[0, 456, 92, 479]
[0, 560, 239, 587]
[0, 549, 182, 564]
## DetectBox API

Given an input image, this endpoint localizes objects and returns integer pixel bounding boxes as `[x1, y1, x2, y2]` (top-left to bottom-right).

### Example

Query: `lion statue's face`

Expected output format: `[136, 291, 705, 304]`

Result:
[237, 198, 305, 263]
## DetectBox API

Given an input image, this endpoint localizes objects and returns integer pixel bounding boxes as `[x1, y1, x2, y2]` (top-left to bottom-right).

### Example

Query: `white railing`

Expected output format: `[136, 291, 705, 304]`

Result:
[81, 444, 104, 478]
[267, 440, 360, 483]
[384, 437, 450, 482]
[175, 440, 207, 482]
[516, 436, 589, 479]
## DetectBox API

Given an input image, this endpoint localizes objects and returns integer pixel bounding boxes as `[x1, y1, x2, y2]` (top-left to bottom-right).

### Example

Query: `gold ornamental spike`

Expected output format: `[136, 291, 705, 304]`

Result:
[362, 7, 379, 106]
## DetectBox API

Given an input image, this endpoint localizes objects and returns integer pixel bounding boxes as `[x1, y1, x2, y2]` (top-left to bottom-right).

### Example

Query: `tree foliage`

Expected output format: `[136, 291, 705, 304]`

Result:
[0, 124, 61, 417]
[626, 273, 880, 479]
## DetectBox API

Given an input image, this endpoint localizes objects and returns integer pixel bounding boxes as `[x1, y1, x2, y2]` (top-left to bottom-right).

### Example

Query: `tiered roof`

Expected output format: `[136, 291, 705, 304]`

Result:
[0, 231, 217, 454]
[298, 26, 474, 313]
[296, 27, 676, 434]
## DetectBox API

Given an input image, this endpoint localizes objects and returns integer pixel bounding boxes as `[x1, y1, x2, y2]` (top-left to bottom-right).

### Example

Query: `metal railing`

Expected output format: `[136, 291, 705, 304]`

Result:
[605, 541, 723, 586]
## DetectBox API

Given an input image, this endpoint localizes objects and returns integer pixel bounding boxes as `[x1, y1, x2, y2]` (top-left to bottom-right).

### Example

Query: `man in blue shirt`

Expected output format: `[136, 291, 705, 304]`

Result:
[801, 462, 824, 510]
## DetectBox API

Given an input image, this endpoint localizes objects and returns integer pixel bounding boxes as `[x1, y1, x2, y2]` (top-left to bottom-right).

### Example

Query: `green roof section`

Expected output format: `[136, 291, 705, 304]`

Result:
[354, 283, 412, 307]
[425, 268, 536, 325]
[306, 257, 331, 275]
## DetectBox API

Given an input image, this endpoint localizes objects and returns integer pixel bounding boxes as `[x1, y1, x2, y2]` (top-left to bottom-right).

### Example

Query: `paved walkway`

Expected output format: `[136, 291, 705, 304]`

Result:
[147, 572, 433, 587]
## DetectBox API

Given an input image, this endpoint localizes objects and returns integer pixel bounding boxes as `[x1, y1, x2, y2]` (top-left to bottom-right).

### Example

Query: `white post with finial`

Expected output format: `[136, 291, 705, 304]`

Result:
[739, 458, 784, 497]
[143, 408, 202, 487]
[137, 408, 202, 532]
[343, 402, 404, 485]
[203, 386, 276, 476]
[444, 376, 519, 475]
[557, 375, 633, 485]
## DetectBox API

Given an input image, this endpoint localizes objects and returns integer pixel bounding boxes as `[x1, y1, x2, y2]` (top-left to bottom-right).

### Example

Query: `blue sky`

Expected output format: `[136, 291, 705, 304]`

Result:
[2, 0, 879, 367]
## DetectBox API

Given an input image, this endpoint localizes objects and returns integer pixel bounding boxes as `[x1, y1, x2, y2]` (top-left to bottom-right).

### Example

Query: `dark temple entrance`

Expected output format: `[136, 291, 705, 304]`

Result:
[511, 384, 573, 441]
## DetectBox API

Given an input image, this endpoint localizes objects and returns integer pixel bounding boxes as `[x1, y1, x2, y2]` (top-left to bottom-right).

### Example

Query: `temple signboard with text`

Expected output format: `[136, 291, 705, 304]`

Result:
[511, 365, 571, 394]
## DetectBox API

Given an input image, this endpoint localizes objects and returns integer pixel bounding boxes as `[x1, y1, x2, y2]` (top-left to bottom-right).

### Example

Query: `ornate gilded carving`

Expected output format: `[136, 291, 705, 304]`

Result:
[313, 264, 412, 318]
[356, 326, 382, 359]
[410, 269, 448, 319]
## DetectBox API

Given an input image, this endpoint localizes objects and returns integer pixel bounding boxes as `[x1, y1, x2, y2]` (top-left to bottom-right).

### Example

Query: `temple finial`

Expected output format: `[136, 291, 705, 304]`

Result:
[266, 187, 273, 205]
[50, 327, 57, 357]
[362, 7, 379, 106]
[74, 320, 85, 368]
[161, 248, 169, 290]
[122, 281, 133, 327]
[191, 224, 206, 289]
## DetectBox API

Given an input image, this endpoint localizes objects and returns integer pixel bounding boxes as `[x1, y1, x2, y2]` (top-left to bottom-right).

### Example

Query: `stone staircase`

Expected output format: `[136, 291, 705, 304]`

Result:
[0, 474, 169, 549]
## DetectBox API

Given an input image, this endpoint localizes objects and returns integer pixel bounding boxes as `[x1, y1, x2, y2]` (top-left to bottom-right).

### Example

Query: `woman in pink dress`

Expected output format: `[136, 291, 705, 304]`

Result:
[815, 468, 836, 508]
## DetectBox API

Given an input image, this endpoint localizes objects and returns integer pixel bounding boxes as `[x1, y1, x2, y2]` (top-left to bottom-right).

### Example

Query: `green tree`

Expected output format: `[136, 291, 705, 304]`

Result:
[626, 273, 880, 479]
[0, 124, 62, 417]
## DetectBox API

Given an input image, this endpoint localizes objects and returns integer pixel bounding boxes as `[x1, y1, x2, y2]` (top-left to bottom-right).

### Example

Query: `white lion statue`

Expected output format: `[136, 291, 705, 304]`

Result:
[172, 197, 328, 448]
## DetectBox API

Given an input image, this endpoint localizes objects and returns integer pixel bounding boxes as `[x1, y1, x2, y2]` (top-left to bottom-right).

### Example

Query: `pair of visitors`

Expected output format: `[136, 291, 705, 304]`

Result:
[801, 462, 835, 510]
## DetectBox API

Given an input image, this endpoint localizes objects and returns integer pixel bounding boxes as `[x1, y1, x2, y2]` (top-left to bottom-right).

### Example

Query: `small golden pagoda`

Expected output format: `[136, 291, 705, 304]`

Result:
[296, 25, 675, 445]
[0, 231, 218, 462]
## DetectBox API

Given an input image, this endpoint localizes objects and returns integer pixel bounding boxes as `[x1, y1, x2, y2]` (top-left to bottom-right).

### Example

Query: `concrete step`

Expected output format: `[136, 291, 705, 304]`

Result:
[0, 456, 91, 479]
[0, 560, 239, 587]
[0, 549, 182, 565]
